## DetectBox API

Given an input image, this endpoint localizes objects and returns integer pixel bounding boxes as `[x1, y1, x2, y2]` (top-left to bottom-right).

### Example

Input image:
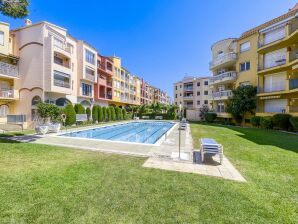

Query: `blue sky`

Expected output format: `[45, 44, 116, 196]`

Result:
[0, 0, 297, 96]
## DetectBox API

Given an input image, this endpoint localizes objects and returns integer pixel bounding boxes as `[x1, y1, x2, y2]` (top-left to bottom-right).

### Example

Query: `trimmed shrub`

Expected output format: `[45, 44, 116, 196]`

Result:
[98, 106, 103, 122]
[92, 106, 98, 123]
[110, 107, 116, 121]
[107, 107, 111, 121]
[260, 116, 273, 129]
[63, 103, 76, 126]
[86, 107, 91, 121]
[74, 104, 86, 114]
[290, 117, 298, 131]
[103, 107, 107, 121]
[205, 112, 217, 123]
[122, 108, 127, 120]
[272, 113, 292, 130]
[37, 102, 61, 124]
[250, 116, 261, 127]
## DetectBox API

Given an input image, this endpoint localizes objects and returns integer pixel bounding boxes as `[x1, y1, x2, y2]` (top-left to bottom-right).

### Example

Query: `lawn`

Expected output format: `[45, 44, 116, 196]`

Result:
[0, 123, 297, 223]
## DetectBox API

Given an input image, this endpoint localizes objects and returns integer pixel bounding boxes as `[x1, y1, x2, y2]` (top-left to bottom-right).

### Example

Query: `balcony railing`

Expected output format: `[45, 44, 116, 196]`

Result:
[183, 86, 193, 91]
[183, 95, 193, 99]
[209, 53, 237, 69]
[54, 79, 70, 88]
[0, 89, 16, 98]
[0, 61, 18, 78]
[289, 106, 298, 113]
[85, 73, 96, 82]
[212, 90, 233, 99]
[209, 71, 237, 84]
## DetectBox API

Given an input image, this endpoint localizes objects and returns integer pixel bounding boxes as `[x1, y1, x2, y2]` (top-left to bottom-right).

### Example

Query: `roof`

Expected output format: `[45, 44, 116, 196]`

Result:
[11, 21, 67, 32]
[239, 4, 298, 39]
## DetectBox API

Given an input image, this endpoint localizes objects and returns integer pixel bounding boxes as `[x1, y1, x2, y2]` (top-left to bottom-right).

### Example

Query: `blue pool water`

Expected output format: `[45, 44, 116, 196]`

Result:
[60, 121, 175, 144]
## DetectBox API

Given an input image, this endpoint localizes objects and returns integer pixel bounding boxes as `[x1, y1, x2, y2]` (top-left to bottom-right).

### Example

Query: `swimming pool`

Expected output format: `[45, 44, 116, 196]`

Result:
[59, 121, 175, 144]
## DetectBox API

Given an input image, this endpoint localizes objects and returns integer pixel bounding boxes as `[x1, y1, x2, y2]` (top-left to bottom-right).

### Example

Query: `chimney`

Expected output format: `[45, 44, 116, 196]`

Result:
[24, 19, 32, 26]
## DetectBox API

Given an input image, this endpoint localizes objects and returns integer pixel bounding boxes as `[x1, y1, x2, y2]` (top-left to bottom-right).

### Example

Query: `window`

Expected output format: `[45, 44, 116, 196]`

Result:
[197, 101, 200, 105]
[204, 100, 208, 105]
[264, 99, 287, 113]
[204, 81, 208, 86]
[175, 94, 177, 98]
[180, 93, 182, 96]
[81, 83, 92, 96]
[204, 91, 208, 95]
[180, 85, 182, 88]
[175, 86, 177, 90]
[31, 96, 41, 106]
[264, 48, 286, 69]
[263, 27, 285, 45]
[0, 31, 4, 46]
[264, 73, 286, 92]
[197, 91, 200, 96]
[53, 37, 64, 49]
[54, 70, 71, 88]
[240, 42, 250, 53]
[54, 55, 63, 66]
[85, 67, 95, 79]
[0, 105, 8, 117]
[85, 49, 95, 64]
[197, 82, 200, 87]
[240, 61, 250, 72]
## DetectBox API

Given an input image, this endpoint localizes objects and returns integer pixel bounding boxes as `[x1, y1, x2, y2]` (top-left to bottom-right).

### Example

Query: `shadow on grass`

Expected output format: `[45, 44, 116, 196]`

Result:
[0, 134, 42, 143]
[191, 122, 298, 154]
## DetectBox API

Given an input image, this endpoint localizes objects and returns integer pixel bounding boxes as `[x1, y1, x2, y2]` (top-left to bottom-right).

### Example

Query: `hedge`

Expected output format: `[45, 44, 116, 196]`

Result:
[92, 106, 98, 123]
[63, 103, 76, 126]
[110, 107, 116, 121]
[205, 112, 217, 123]
[74, 104, 86, 114]
[272, 113, 292, 130]
[86, 107, 91, 121]
[250, 116, 261, 127]
[122, 108, 127, 120]
[98, 106, 103, 122]
[290, 117, 298, 131]
[260, 116, 273, 129]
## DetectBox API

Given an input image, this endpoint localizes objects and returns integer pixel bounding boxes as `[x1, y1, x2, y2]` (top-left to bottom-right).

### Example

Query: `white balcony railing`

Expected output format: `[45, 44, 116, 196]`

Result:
[209, 53, 237, 69]
[183, 95, 193, 99]
[0, 89, 16, 99]
[0, 61, 18, 78]
[209, 71, 237, 84]
[212, 90, 233, 99]
[85, 73, 96, 82]
[54, 79, 71, 88]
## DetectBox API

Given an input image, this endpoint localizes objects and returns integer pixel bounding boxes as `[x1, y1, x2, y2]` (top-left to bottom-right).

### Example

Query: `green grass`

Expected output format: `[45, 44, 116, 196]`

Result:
[0, 123, 297, 223]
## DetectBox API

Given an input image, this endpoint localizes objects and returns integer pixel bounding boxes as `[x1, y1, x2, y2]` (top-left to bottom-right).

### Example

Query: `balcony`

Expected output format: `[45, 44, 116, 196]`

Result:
[209, 71, 237, 85]
[212, 90, 233, 101]
[53, 79, 70, 88]
[183, 86, 193, 91]
[0, 61, 18, 78]
[85, 73, 96, 82]
[183, 95, 193, 100]
[209, 53, 237, 70]
[0, 89, 19, 100]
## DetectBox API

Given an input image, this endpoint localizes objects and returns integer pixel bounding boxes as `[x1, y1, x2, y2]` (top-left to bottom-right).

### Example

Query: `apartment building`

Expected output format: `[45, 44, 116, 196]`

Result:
[256, 6, 298, 116]
[94, 54, 113, 106]
[174, 76, 210, 120]
[11, 20, 79, 124]
[0, 22, 19, 123]
[209, 3, 298, 122]
[109, 56, 141, 107]
[140, 78, 153, 105]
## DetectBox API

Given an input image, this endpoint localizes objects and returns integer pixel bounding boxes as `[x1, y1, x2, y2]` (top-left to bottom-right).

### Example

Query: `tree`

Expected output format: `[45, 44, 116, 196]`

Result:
[138, 104, 148, 116]
[92, 106, 98, 123]
[86, 107, 91, 121]
[63, 103, 76, 126]
[150, 103, 161, 115]
[226, 85, 257, 124]
[122, 108, 127, 120]
[199, 105, 210, 121]
[110, 107, 116, 121]
[98, 106, 103, 122]
[74, 104, 86, 114]
[0, 0, 29, 18]
[166, 105, 178, 120]
[107, 107, 111, 121]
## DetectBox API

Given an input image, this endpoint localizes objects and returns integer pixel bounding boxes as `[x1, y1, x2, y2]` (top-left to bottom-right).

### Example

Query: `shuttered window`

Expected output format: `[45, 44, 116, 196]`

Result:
[264, 73, 286, 92]
[263, 27, 285, 45]
[264, 99, 287, 113]
[264, 48, 286, 69]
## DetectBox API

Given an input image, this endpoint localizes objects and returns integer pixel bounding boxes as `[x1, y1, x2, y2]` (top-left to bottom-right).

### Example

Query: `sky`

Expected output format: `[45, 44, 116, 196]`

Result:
[0, 0, 297, 97]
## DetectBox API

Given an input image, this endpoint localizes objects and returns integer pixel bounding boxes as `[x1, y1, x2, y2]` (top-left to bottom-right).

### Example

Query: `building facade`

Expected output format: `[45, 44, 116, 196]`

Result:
[174, 76, 210, 120]
[209, 4, 298, 123]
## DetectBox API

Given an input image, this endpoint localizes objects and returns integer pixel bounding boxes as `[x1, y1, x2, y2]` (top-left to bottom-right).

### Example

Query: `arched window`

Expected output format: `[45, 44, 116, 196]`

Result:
[32, 96, 42, 106]
[0, 105, 9, 117]
[56, 98, 71, 107]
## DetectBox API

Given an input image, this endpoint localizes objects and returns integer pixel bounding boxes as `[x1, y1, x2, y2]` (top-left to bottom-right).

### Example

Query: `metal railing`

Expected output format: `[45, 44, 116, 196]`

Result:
[0, 89, 16, 98]
[54, 79, 70, 88]
[209, 71, 237, 84]
[209, 53, 237, 69]
[183, 86, 193, 91]
[0, 61, 18, 78]
[7, 115, 26, 123]
[212, 90, 233, 98]
[289, 106, 298, 113]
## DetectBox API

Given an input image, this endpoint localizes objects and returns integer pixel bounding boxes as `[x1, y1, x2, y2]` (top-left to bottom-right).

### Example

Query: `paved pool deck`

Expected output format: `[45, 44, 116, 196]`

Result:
[6, 121, 246, 182]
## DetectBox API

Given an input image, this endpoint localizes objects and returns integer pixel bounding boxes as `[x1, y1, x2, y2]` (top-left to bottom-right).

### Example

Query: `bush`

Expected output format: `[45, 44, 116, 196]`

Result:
[205, 112, 217, 123]
[74, 104, 86, 114]
[122, 108, 127, 120]
[92, 106, 98, 123]
[103, 107, 107, 121]
[110, 107, 116, 121]
[63, 103, 76, 126]
[250, 116, 261, 127]
[272, 113, 292, 130]
[37, 102, 62, 124]
[107, 107, 111, 121]
[260, 116, 273, 129]
[98, 106, 103, 122]
[86, 107, 91, 121]
[289, 117, 298, 131]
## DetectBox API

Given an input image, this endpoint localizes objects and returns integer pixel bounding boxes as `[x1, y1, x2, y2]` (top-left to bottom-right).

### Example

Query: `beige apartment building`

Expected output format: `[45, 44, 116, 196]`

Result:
[174, 76, 210, 120]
